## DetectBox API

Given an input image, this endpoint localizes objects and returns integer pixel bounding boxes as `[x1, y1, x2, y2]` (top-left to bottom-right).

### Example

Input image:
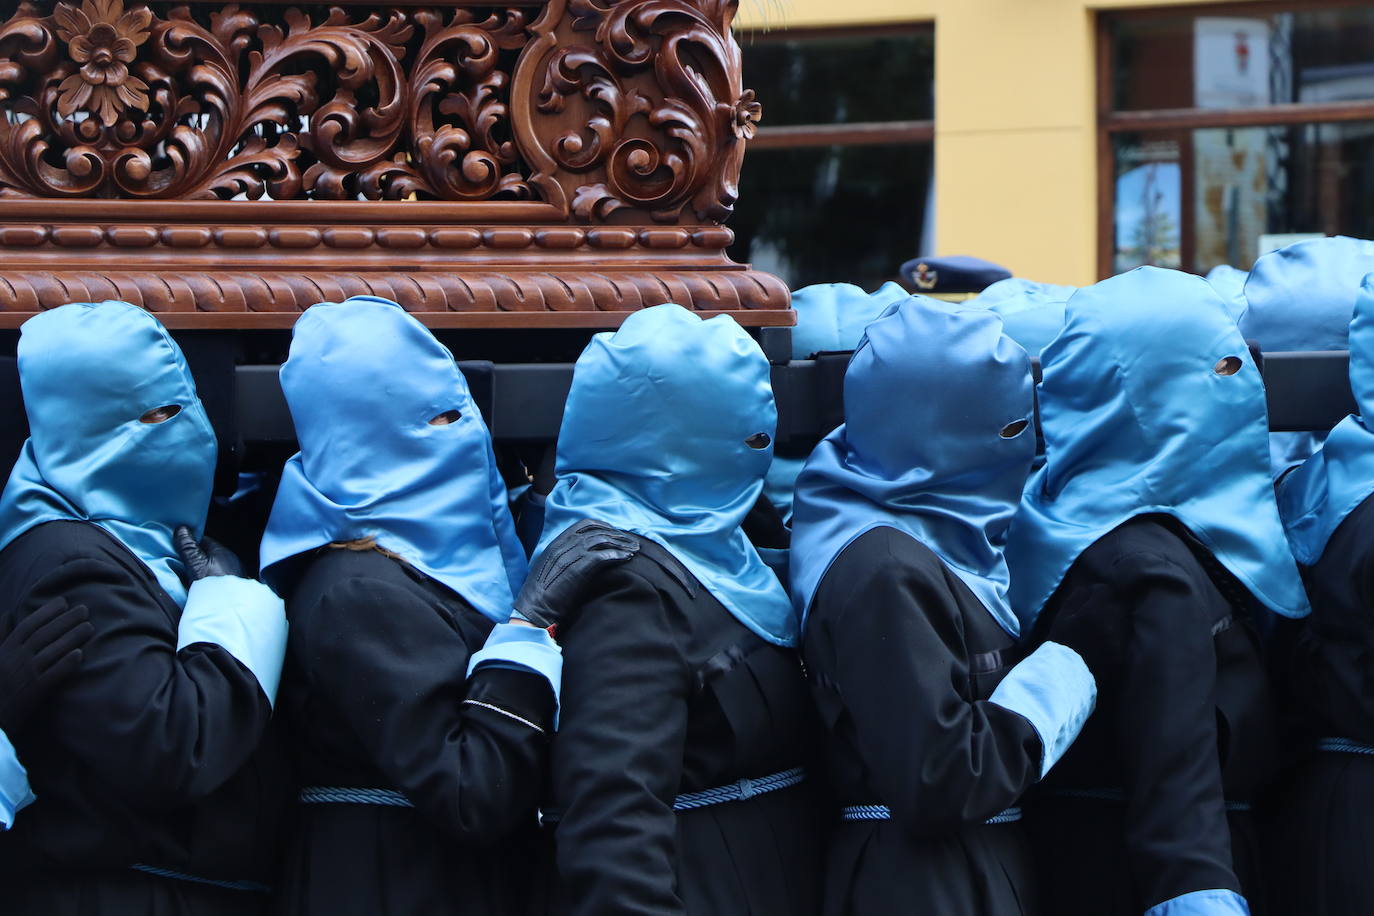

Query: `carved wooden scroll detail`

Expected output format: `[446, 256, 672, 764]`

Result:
[0, 1, 787, 327]
[527, 0, 754, 222]
[0, 0, 535, 199]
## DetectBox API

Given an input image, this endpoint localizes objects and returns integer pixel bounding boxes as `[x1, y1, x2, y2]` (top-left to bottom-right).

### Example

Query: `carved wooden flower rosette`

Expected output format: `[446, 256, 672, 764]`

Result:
[0, 0, 789, 327]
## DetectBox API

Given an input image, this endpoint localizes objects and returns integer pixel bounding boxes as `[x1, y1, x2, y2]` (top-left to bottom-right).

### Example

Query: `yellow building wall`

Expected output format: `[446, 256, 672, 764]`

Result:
[736, 0, 1254, 285]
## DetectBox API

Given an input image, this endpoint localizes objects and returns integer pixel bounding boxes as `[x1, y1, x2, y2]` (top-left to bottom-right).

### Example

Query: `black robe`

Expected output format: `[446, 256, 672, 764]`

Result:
[274, 546, 555, 916]
[0, 520, 288, 916]
[1025, 516, 1279, 915]
[1266, 494, 1374, 915]
[546, 539, 823, 916]
[803, 526, 1044, 916]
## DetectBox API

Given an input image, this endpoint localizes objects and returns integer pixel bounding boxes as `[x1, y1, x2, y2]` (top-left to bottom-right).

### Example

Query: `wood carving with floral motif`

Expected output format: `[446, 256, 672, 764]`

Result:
[0, 0, 788, 327]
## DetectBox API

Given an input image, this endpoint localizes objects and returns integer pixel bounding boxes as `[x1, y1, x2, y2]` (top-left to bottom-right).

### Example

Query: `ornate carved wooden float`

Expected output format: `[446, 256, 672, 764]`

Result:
[0, 0, 789, 328]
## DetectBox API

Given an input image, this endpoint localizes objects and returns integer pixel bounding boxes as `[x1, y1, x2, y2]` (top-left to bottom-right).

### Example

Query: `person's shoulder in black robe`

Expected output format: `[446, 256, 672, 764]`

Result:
[1285, 493, 1374, 742]
[803, 525, 1048, 916]
[1265, 494, 1374, 916]
[0, 519, 288, 914]
[1030, 514, 1277, 915]
[276, 545, 555, 916]
[549, 539, 822, 916]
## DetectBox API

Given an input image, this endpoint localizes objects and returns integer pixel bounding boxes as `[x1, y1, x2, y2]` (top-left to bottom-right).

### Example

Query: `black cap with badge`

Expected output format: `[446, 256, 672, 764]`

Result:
[898, 255, 1013, 300]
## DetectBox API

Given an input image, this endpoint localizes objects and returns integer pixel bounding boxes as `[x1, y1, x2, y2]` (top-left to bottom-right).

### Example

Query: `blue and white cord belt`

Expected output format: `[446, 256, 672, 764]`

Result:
[1318, 737, 1374, 757]
[131, 864, 270, 893]
[299, 786, 414, 807]
[674, 767, 806, 811]
[841, 804, 1022, 826]
[539, 767, 807, 826]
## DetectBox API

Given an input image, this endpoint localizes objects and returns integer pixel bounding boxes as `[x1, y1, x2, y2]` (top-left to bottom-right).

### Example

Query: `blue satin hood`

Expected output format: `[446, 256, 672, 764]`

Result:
[0, 301, 217, 605]
[1278, 272, 1374, 565]
[789, 281, 909, 359]
[972, 278, 1075, 355]
[260, 297, 526, 621]
[1006, 267, 1310, 628]
[1241, 236, 1374, 350]
[765, 281, 909, 521]
[790, 295, 1035, 635]
[537, 304, 794, 646]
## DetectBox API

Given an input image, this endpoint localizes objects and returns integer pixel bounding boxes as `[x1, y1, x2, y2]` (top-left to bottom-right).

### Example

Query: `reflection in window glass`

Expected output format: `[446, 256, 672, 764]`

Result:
[1112, 122, 1374, 273]
[1111, 7, 1374, 111]
[728, 144, 933, 291]
[1114, 139, 1183, 273]
[738, 29, 934, 125]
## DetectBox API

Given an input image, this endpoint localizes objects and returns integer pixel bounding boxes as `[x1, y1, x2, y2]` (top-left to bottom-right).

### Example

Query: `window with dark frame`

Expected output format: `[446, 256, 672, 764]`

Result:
[1099, 2, 1374, 278]
[729, 24, 935, 293]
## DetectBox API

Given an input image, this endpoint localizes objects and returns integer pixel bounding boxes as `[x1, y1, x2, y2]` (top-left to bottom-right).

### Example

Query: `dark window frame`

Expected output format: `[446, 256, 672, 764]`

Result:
[1096, 1, 1374, 277]
[739, 22, 936, 150]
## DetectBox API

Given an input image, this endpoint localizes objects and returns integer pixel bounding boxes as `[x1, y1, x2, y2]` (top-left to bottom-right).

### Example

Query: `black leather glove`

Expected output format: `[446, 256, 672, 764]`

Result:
[174, 525, 244, 581]
[0, 597, 93, 734]
[1046, 591, 1128, 683]
[513, 520, 640, 631]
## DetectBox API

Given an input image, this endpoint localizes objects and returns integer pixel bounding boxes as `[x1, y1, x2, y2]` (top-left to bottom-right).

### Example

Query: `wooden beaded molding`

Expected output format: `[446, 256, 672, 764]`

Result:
[0, 0, 789, 327]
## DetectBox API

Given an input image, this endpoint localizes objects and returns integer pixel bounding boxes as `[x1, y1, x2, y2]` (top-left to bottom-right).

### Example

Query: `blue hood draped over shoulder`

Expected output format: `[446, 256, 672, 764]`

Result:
[537, 304, 794, 646]
[0, 301, 217, 606]
[1278, 272, 1374, 565]
[1006, 267, 1310, 629]
[259, 297, 527, 621]
[790, 295, 1036, 635]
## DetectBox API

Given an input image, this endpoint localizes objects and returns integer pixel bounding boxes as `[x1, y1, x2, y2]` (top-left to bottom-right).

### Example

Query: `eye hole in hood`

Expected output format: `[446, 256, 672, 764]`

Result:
[745, 432, 772, 450]
[429, 409, 462, 426]
[1000, 418, 1030, 439]
[139, 404, 181, 424]
[1214, 355, 1243, 376]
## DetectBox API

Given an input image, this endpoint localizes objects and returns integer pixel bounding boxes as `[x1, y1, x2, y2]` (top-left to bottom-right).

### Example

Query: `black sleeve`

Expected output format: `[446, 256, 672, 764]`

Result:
[550, 564, 691, 916]
[22, 555, 271, 805]
[1109, 550, 1241, 907]
[812, 538, 1043, 837]
[1313, 516, 1374, 738]
[297, 575, 555, 841]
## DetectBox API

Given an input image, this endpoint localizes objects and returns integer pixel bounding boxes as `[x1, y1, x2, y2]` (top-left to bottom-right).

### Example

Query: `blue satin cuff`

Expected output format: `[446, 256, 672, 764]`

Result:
[178, 576, 288, 708]
[467, 622, 563, 717]
[1145, 889, 1250, 915]
[988, 641, 1096, 778]
[0, 727, 35, 830]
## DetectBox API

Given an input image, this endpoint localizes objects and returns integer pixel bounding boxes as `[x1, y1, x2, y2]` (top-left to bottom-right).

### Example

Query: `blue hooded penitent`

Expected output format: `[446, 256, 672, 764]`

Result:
[972, 278, 1075, 356]
[537, 304, 794, 646]
[1006, 267, 1310, 629]
[1278, 272, 1374, 566]
[788, 281, 909, 359]
[260, 297, 527, 622]
[0, 301, 217, 606]
[790, 296, 1036, 635]
[1243, 237, 1374, 475]
[1242, 236, 1374, 351]
[762, 281, 909, 520]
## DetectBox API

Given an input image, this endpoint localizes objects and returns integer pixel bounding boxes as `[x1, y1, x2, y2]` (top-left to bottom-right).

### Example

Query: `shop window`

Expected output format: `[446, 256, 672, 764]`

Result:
[1100, 3, 1374, 275]
[730, 26, 934, 291]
